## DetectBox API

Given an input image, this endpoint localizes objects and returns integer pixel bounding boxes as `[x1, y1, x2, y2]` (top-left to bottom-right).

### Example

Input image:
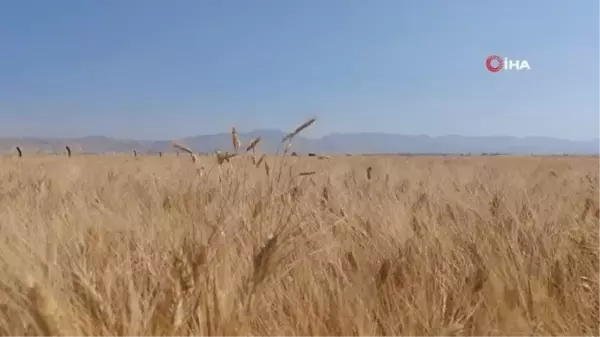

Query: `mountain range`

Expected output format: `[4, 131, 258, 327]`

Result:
[0, 130, 597, 155]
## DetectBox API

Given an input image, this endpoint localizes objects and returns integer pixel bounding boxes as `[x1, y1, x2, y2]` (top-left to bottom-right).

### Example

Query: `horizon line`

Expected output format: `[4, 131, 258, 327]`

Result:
[0, 132, 598, 143]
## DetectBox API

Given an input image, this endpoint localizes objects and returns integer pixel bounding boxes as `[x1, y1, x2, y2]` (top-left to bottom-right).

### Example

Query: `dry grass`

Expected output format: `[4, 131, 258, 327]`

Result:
[0, 153, 597, 335]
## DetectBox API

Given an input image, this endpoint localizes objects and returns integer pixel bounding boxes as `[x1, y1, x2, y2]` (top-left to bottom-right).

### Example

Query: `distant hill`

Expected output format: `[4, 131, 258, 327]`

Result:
[0, 131, 597, 155]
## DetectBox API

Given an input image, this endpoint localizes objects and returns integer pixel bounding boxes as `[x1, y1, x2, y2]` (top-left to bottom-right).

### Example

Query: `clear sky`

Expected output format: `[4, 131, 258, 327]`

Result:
[0, 0, 598, 140]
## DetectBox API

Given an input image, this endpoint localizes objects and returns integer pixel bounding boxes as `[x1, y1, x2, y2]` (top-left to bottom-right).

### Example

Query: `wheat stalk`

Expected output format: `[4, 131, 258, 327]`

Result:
[255, 154, 266, 168]
[245, 233, 279, 311]
[169, 281, 184, 332]
[72, 271, 116, 333]
[25, 275, 67, 336]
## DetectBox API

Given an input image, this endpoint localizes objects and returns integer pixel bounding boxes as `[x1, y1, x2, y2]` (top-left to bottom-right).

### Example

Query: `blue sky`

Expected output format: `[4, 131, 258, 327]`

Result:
[0, 1, 598, 140]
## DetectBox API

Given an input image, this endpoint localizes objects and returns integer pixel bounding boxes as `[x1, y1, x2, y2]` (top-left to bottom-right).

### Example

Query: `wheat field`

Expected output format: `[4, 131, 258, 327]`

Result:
[0, 152, 597, 336]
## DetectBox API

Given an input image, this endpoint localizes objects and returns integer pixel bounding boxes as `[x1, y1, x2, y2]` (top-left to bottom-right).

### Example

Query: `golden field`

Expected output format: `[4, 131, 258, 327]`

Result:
[0, 154, 597, 336]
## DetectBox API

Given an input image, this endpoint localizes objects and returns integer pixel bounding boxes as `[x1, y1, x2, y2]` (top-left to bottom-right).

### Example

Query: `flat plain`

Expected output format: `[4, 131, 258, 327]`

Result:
[0, 154, 597, 336]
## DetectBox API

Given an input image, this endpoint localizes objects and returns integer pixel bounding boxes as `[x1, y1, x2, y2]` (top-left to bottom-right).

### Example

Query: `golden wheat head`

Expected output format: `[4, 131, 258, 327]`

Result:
[245, 137, 261, 153]
[216, 151, 237, 165]
[282, 117, 317, 143]
[231, 127, 240, 152]
[172, 142, 194, 155]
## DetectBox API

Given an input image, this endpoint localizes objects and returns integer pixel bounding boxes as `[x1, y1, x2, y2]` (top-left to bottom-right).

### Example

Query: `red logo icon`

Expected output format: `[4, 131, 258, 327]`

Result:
[486, 55, 503, 72]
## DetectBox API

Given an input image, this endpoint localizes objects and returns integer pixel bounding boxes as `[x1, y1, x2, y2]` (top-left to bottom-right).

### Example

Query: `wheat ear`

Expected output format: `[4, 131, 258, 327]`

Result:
[231, 127, 240, 152]
[172, 142, 194, 155]
[282, 117, 316, 143]
[245, 137, 261, 153]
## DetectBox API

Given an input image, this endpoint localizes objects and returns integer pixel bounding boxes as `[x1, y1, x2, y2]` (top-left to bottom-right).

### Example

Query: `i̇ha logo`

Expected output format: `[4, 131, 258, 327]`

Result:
[486, 55, 531, 72]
